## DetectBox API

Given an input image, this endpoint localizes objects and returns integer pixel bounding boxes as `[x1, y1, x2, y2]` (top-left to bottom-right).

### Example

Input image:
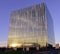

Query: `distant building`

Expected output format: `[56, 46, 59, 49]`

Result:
[0, 42, 7, 47]
[8, 3, 55, 48]
[55, 43, 59, 49]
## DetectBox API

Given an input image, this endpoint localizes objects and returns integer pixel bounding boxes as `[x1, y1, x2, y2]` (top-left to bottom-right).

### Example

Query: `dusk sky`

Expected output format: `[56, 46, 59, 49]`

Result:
[0, 0, 60, 46]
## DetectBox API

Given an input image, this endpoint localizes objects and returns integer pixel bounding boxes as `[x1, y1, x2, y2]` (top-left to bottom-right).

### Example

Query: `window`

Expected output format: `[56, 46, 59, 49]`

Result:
[32, 10, 35, 17]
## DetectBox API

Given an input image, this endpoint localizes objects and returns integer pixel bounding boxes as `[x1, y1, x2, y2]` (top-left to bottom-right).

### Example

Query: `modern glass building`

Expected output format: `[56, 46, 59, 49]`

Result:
[8, 3, 55, 48]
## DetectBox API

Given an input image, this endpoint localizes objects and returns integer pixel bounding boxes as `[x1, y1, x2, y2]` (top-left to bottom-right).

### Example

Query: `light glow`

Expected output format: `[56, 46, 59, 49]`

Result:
[11, 43, 17, 47]
[10, 43, 22, 47]
[24, 44, 33, 46]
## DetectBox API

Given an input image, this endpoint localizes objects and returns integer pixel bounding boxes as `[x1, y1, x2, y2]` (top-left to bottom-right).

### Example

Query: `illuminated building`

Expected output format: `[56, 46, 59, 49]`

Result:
[8, 3, 55, 48]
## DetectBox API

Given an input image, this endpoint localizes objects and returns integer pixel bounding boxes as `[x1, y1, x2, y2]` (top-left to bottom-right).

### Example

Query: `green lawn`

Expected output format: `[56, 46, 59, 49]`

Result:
[0, 51, 32, 54]
[0, 51, 23, 54]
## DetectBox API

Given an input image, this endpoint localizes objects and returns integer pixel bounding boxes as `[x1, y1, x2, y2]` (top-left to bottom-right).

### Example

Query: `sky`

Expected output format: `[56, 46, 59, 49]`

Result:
[0, 0, 60, 47]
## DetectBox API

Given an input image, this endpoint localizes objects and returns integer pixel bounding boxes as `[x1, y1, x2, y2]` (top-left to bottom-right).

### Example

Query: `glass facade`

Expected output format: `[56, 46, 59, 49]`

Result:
[8, 3, 55, 48]
[46, 6, 55, 46]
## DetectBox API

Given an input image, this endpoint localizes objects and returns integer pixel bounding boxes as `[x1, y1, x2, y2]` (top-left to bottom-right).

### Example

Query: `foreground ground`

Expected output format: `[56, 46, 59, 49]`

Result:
[0, 50, 59, 54]
[0, 47, 60, 54]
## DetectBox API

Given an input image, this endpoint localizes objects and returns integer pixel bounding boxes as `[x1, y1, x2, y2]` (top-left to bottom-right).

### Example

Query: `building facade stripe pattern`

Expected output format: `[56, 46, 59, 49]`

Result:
[8, 3, 55, 48]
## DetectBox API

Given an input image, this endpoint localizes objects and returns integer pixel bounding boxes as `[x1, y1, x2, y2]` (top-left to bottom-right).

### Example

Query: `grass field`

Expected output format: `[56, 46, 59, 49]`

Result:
[0, 51, 26, 54]
[0, 51, 33, 54]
